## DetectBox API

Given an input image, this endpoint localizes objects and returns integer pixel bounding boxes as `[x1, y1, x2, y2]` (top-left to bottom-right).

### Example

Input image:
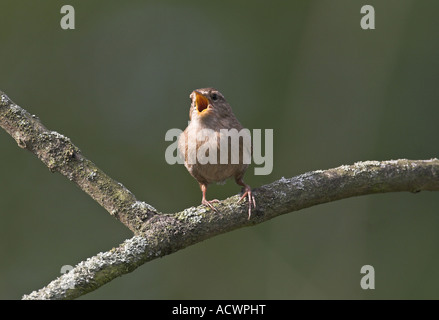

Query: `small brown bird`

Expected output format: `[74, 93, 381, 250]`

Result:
[178, 88, 256, 219]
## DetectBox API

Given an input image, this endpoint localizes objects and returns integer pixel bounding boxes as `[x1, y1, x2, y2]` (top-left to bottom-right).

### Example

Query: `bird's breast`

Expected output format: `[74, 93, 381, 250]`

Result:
[178, 122, 250, 184]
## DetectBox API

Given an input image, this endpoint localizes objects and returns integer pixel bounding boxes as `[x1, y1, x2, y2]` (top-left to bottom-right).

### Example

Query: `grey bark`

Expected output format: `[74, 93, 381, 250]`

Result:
[1, 90, 438, 299]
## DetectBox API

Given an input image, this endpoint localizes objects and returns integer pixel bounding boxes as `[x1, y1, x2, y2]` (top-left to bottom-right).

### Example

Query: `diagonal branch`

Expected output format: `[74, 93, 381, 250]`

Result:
[1, 90, 438, 299]
[0, 91, 156, 233]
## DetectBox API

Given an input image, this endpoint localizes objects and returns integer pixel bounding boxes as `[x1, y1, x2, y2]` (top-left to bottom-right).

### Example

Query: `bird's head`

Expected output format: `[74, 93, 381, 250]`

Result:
[189, 88, 232, 122]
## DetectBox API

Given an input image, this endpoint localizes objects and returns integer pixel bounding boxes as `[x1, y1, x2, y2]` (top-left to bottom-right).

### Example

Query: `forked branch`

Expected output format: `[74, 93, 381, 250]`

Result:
[1, 90, 438, 299]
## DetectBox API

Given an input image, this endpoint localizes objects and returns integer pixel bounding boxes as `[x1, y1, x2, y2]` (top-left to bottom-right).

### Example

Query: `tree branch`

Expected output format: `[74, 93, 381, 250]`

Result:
[1, 90, 438, 299]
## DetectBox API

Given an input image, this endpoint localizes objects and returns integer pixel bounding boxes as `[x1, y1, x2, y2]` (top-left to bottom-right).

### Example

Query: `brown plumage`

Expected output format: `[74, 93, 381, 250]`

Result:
[178, 88, 256, 219]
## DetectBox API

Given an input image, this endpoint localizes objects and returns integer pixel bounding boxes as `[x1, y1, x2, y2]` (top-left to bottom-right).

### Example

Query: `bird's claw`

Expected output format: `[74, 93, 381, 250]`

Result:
[202, 198, 220, 212]
[237, 188, 256, 220]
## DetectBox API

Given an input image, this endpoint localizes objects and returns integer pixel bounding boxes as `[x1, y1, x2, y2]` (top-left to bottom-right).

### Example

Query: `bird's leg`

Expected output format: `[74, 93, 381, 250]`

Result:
[200, 183, 220, 212]
[235, 178, 256, 219]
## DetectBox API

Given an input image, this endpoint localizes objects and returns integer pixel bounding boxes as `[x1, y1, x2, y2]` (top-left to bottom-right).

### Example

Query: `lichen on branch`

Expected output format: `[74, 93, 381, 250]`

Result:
[1, 89, 439, 300]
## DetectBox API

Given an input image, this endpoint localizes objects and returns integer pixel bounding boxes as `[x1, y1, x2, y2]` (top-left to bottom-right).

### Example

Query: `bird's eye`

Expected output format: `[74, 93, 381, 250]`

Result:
[211, 93, 218, 101]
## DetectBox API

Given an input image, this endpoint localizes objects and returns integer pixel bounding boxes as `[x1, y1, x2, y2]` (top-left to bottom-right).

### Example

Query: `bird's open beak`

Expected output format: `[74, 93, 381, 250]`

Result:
[194, 91, 210, 114]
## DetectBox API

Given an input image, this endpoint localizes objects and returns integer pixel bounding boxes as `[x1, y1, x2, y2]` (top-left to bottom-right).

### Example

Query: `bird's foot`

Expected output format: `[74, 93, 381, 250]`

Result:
[202, 198, 220, 212]
[237, 187, 256, 220]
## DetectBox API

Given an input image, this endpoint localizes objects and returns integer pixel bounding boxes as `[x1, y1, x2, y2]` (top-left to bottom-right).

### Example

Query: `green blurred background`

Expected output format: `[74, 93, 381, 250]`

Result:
[1, 0, 438, 299]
